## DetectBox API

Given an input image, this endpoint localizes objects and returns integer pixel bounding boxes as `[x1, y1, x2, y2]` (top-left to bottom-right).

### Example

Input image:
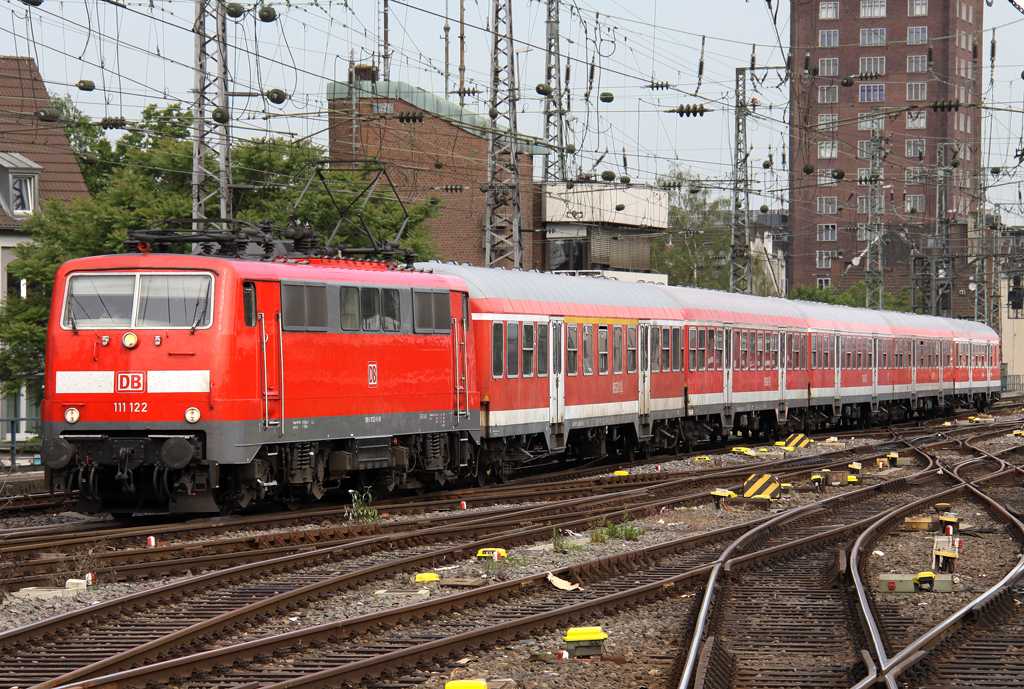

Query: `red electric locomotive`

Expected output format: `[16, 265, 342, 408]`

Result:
[40, 235, 1000, 515]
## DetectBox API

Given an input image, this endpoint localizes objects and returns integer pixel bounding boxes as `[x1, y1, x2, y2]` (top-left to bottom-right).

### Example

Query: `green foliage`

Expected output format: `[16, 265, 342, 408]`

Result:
[482, 553, 528, 571]
[590, 508, 646, 542]
[788, 281, 911, 312]
[0, 101, 440, 395]
[651, 171, 732, 291]
[345, 488, 382, 524]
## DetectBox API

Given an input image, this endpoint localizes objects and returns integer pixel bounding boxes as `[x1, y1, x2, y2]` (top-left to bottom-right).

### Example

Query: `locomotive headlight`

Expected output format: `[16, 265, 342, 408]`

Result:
[185, 407, 201, 423]
[64, 407, 80, 424]
[122, 332, 139, 349]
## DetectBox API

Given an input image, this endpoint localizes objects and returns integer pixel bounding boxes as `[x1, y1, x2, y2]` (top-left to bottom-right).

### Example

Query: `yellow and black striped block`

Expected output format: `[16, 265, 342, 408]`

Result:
[784, 433, 813, 448]
[743, 473, 782, 499]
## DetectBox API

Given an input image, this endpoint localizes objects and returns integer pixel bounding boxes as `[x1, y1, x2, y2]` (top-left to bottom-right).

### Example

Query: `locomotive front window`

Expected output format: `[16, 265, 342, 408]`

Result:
[361, 288, 381, 330]
[382, 289, 401, 331]
[340, 287, 359, 330]
[64, 273, 213, 329]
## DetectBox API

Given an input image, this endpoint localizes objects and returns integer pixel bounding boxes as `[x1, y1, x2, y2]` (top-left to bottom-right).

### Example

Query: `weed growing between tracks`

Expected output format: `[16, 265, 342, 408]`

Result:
[590, 507, 647, 543]
[344, 489, 382, 524]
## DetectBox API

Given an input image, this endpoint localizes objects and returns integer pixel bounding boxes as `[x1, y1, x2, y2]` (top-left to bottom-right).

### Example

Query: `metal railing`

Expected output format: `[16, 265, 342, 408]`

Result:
[1004, 374, 1024, 392]
[0, 417, 41, 472]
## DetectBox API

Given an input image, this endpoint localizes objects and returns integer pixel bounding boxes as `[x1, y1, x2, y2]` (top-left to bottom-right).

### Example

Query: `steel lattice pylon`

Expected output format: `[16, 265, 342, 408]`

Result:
[484, 0, 522, 269]
[729, 68, 751, 294]
[541, 0, 566, 183]
[192, 0, 232, 229]
[864, 132, 885, 310]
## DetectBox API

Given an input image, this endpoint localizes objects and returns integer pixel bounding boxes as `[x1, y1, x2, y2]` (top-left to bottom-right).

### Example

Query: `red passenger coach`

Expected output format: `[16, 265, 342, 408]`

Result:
[39, 245, 1000, 515]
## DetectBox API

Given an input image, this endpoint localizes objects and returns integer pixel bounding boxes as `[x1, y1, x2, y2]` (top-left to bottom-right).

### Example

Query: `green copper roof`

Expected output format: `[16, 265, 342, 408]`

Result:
[327, 80, 546, 155]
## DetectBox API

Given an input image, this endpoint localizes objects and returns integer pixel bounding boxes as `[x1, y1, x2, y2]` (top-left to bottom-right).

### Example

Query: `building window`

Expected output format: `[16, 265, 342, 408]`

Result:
[820, 30, 840, 47]
[818, 169, 837, 186]
[906, 167, 926, 184]
[861, 0, 886, 16]
[817, 277, 832, 289]
[819, 58, 839, 77]
[906, 139, 926, 158]
[819, 85, 839, 103]
[908, 0, 927, 16]
[861, 28, 886, 45]
[10, 176, 34, 214]
[858, 195, 884, 214]
[817, 196, 838, 214]
[859, 84, 885, 102]
[818, 141, 838, 159]
[907, 82, 927, 101]
[907, 110, 927, 129]
[908, 26, 928, 44]
[858, 110, 885, 130]
[859, 56, 886, 76]
[818, 113, 838, 131]
[908, 55, 927, 73]
[817, 250, 837, 269]
[858, 140, 873, 158]
[905, 194, 926, 213]
[817, 223, 838, 241]
[856, 223, 869, 240]
[820, 1, 839, 18]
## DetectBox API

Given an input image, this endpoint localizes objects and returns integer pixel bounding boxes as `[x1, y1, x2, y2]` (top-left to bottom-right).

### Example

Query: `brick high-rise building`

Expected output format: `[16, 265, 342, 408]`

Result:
[788, 0, 983, 306]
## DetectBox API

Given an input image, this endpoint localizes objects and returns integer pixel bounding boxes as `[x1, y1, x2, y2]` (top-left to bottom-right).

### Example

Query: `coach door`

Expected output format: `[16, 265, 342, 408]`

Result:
[452, 292, 469, 425]
[833, 334, 842, 412]
[638, 322, 652, 419]
[254, 281, 283, 434]
[871, 337, 879, 412]
[777, 329, 787, 412]
[549, 318, 565, 446]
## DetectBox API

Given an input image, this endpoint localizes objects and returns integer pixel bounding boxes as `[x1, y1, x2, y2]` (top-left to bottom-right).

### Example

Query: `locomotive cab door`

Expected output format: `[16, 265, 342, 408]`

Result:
[549, 318, 565, 450]
[451, 292, 470, 425]
[253, 281, 283, 433]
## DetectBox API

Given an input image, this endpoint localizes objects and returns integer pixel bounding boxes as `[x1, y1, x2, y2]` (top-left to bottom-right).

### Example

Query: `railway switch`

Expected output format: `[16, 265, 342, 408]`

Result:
[710, 489, 734, 509]
[414, 573, 440, 586]
[848, 462, 862, 474]
[878, 573, 954, 593]
[913, 572, 936, 591]
[938, 512, 960, 533]
[933, 536, 962, 573]
[476, 548, 506, 561]
[563, 626, 609, 658]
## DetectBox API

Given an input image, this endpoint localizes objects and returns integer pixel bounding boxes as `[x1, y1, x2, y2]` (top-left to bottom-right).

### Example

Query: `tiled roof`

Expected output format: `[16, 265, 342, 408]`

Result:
[0, 56, 89, 229]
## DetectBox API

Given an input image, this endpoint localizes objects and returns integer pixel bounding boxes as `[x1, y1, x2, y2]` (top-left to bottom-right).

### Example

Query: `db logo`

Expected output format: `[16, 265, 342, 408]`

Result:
[367, 362, 378, 388]
[116, 371, 146, 393]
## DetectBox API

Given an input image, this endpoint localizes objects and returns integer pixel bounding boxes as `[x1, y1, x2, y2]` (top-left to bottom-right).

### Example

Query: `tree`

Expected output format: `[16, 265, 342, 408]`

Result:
[0, 103, 440, 395]
[788, 281, 911, 311]
[651, 172, 732, 291]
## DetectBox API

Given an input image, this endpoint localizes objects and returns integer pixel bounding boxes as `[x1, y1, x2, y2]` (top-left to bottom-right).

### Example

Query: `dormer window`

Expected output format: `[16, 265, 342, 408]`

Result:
[11, 175, 34, 214]
[0, 153, 42, 218]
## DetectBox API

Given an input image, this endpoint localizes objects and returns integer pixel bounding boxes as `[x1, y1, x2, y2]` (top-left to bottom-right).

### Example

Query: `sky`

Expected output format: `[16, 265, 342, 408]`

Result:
[7, 0, 1024, 223]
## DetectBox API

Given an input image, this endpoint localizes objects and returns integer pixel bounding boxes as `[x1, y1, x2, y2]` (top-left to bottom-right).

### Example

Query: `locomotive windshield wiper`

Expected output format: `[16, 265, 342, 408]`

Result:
[190, 283, 210, 334]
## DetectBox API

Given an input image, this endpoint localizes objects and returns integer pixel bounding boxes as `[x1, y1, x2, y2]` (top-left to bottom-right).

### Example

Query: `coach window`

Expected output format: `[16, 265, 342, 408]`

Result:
[522, 323, 535, 377]
[361, 288, 381, 330]
[651, 326, 661, 372]
[857, 338, 863, 369]
[243, 282, 256, 326]
[506, 322, 520, 377]
[492, 322, 503, 377]
[688, 327, 698, 371]
[567, 324, 579, 375]
[582, 324, 594, 375]
[802, 335, 808, 369]
[771, 333, 779, 369]
[538, 324, 549, 377]
[671, 327, 680, 371]
[627, 325, 637, 373]
[749, 331, 757, 370]
[823, 335, 830, 369]
[662, 328, 671, 372]
[339, 287, 359, 330]
[757, 331, 765, 370]
[918, 341, 925, 368]
[706, 329, 714, 371]
[732, 331, 740, 369]
[740, 331, 749, 370]
[552, 324, 562, 375]
[868, 339, 874, 369]
[716, 329, 725, 370]
[598, 325, 609, 374]
[613, 325, 623, 374]
[382, 289, 401, 331]
[694, 328, 705, 370]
